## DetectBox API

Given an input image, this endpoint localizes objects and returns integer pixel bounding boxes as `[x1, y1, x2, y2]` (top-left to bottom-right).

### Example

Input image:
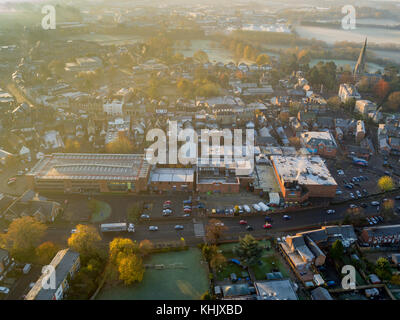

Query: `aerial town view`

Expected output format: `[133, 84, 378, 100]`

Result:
[0, 0, 400, 310]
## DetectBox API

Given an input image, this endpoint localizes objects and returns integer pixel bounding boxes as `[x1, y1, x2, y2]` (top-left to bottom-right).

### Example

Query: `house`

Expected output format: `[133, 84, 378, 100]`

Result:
[361, 224, 400, 245]
[356, 120, 366, 143]
[311, 287, 333, 300]
[300, 131, 337, 157]
[338, 83, 361, 102]
[0, 248, 13, 281]
[355, 100, 378, 116]
[254, 279, 298, 300]
[25, 249, 80, 300]
[2, 190, 62, 223]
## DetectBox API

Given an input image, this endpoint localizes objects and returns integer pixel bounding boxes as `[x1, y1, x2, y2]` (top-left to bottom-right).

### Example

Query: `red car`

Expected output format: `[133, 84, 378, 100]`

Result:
[183, 208, 192, 213]
[164, 200, 172, 205]
[239, 220, 248, 225]
[263, 223, 272, 229]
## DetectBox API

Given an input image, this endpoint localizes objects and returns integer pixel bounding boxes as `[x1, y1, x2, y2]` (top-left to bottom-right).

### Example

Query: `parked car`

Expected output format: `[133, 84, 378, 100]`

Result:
[360, 203, 368, 208]
[283, 215, 291, 220]
[349, 204, 358, 209]
[183, 199, 192, 205]
[326, 209, 336, 214]
[371, 201, 380, 206]
[149, 226, 158, 231]
[182, 213, 190, 217]
[252, 204, 261, 212]
[7, 178, 16, 185]
[163, 209, 172, 215]
[350, 193, 355, 199]
[243, 205, 251, 213]
[263, 223, 272, 229]
[356, 190, 362, 198]
[215, 222, 225, 227]
[246, 225, 254, 231]
[164, 200, 172, 205]
[394, 195, 400, 200]
[264, 216, 273, 223]
[239, 220, 248, 225]
[174, 225, 184, 230]
[140, 214, 150, 219]
[70, 229, 77, 234]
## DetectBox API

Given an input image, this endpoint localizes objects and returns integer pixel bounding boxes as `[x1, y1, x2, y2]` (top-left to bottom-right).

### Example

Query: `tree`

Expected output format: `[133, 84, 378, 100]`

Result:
[327, 96, 342, 110]
[109, 238, 139, 264]
[201, 244, 226, 271]
[36, 241, 60, 265]
[193, 50, 209, 64]
[374, 79, 390, 100]
[105, 132, 134, 154]
[67, 224, 101, 259]
[118, 254, 145, 285]
[205, 219, 228, 244]
[330, 239, 344, 260]
[387, 91, 400, 111]
[1, 217, 47, 261]
[375, 257, 392, 280]
[233, 234, 262, 267]
[64, 139, 81, 153]
[139, 239, 154, 256]
[378, 176, 394, 192]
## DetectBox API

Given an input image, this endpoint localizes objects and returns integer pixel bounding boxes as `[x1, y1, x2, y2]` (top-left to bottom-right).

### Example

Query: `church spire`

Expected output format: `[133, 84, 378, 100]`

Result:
[354, 38, 367, 76]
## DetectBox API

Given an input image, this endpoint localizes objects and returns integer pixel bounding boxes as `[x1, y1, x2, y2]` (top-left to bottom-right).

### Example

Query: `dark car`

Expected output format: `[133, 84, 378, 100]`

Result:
[360, 203, 368, 208]
[264, 216, 273, 223]
[246, 225, 254, 231]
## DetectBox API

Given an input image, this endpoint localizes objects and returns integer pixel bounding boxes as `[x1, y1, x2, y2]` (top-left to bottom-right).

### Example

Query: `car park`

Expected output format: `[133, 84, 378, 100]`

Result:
[149, 226, 158, 231]
[174, 225, 184, 230]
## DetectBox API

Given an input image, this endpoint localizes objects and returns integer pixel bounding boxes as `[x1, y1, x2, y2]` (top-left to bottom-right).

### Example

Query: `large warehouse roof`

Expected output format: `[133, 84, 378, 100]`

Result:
[271, 156, 337, 186]
[27, 153, 150, 181]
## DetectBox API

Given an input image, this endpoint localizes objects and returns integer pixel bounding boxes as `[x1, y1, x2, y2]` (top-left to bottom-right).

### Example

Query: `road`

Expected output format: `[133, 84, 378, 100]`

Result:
[41, 192, 400, 247]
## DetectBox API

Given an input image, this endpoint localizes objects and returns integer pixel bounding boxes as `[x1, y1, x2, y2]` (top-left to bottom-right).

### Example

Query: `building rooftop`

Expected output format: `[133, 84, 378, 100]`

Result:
[150, 168, 194, 183]
[271, 155, 337, 186]
[254, 280, 298, 300]
[27, 153, 150, 181]
[25, 249, 79, 300]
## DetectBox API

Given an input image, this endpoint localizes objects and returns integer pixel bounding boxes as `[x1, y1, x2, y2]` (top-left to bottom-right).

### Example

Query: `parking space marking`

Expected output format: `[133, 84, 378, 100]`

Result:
[193, 222, 205, 237]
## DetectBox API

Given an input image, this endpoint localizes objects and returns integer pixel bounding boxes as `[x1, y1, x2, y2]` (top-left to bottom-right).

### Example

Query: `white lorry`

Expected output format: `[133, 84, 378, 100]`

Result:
[100, 223, 135, 233]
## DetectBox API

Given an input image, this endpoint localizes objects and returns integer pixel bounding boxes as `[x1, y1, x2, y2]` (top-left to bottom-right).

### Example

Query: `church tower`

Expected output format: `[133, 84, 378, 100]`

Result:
[354, 38, 367, 76]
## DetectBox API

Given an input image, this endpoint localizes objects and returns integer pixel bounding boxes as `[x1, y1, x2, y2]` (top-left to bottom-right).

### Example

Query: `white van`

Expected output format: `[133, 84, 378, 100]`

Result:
[23, 264, 32, 274]
[252, 204, 261, 212]
[243, 205, 251, 213]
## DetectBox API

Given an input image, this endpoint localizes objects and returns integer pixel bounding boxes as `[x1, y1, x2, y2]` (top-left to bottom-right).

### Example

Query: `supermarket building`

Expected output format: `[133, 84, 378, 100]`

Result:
[26, 153, 150, 194]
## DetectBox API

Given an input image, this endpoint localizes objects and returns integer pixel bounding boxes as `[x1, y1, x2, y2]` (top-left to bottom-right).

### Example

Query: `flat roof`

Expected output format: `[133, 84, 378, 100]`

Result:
[254, 280, 298, 300]
[150, 168, 194, 183]
[28, 153, 150, 181]
[271, 155, 337, 186]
